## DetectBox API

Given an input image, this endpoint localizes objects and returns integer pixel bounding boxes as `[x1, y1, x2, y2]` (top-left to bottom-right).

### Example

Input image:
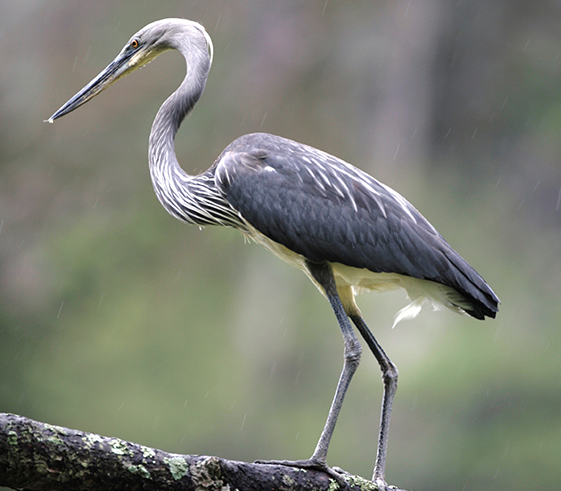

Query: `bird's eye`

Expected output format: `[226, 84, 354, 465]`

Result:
[130, 39, 139, 49]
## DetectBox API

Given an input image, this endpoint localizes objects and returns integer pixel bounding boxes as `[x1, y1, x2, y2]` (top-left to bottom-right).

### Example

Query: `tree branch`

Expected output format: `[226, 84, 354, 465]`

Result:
[0, 413, 393, 491]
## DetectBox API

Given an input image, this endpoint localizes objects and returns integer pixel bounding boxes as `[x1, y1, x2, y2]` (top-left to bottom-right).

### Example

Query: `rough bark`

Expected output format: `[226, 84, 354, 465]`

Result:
[0, 413, 394, 491]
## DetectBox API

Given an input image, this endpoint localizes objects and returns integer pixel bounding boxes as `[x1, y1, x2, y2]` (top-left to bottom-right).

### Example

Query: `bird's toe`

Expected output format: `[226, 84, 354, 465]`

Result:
[255, 458, 350, 488]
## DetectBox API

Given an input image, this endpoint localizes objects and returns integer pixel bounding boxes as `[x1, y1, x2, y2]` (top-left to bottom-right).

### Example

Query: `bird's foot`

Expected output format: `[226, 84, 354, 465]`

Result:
[255, 458, 350, 489]
[373, 477, 389, 491]
[373, 473, 405, 491]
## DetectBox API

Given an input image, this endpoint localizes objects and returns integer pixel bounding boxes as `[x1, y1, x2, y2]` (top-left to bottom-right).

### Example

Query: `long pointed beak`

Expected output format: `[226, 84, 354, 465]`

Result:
[47, 49, 136, 123]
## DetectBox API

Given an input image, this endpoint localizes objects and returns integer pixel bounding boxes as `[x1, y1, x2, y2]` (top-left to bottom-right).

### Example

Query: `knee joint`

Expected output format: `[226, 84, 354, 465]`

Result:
[344, 339, 362, 368]
[383, 363, 398, 387]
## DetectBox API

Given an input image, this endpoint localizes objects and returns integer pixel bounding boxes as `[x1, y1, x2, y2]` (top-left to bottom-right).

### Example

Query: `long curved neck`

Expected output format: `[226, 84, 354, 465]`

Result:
[148, 35, 211, 221]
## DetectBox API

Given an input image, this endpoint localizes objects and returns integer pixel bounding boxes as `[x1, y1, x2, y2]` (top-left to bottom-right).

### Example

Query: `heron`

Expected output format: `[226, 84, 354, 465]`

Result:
[48, 18, 499, 490]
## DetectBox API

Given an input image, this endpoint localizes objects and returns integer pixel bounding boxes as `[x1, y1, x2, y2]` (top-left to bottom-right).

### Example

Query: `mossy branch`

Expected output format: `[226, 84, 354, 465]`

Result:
[0, 413, 394, 491]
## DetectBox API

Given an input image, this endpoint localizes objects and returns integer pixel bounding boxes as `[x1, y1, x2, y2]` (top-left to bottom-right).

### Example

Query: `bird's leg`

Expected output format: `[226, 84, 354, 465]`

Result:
[307, 261, 363, 465]
[350, 314, 398, 490]
[256, 261, 362, 488]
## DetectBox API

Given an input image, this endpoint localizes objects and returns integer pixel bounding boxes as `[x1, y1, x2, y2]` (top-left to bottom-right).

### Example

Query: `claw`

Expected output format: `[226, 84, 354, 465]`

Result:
[255, 458, 350, 489]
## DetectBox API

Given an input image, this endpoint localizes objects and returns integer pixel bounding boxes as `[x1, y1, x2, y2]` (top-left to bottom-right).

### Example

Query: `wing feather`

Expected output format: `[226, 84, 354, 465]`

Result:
[214, 133, 498, 318]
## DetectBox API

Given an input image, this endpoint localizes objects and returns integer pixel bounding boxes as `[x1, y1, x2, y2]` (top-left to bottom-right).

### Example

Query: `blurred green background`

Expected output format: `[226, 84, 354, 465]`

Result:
[1, 1, 560, 490]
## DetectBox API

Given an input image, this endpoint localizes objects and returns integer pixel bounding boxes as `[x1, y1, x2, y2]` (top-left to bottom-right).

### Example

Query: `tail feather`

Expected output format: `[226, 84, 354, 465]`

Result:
[393, 274, 499, 327]
[440, 247, 500, 320]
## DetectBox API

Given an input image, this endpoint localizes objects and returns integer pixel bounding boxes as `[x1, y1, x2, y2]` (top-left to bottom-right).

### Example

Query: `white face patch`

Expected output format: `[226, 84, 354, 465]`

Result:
[129, 51, 144, 67]
[129, 48, 161, 70]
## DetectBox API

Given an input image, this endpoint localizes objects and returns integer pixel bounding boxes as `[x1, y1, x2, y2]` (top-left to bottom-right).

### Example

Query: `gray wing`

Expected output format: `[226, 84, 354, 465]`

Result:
[215, 133, 498, 319]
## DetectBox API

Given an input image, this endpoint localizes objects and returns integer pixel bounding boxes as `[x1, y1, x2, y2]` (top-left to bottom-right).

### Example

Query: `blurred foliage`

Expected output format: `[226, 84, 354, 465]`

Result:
[1, 1, 561, 490]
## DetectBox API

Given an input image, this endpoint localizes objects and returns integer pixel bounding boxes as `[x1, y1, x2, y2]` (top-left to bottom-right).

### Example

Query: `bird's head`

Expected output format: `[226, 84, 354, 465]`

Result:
[47, 18, 213, 122]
